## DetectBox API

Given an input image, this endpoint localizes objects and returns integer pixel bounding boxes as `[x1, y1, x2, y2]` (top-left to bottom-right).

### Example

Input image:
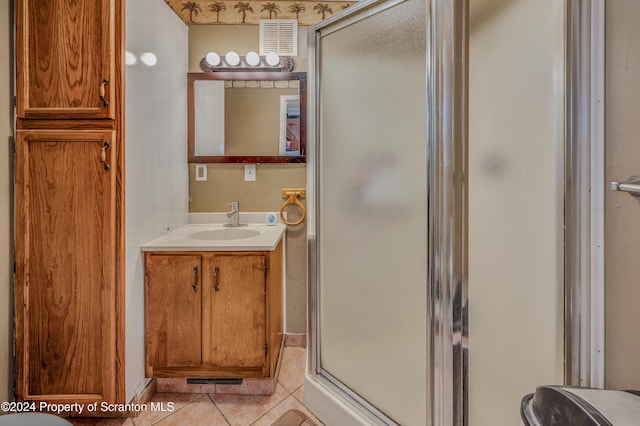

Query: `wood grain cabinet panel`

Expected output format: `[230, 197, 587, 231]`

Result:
[16, 0, 117, 119]
[144, 244, 283, 379]
[145, 255, 203, 376]
[14, 130, 118, 402]
[206, 254, 266, 370]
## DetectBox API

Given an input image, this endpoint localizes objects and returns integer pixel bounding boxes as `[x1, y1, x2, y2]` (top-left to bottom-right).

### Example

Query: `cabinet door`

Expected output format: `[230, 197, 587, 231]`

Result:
[16, 0, 117, 119]
[206, 255, 267, 369]
[145, 254, 202, 375]
[14, 130, 118, 402]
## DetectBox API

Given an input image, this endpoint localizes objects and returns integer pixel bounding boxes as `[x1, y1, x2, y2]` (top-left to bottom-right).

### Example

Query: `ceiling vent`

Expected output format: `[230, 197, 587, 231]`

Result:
[260, 20, 298, 56]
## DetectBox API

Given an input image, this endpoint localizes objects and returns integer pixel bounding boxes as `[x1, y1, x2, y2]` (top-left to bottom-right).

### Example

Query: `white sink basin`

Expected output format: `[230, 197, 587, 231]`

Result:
[141, 218, 286, 252]
[189, 228, 261, 241]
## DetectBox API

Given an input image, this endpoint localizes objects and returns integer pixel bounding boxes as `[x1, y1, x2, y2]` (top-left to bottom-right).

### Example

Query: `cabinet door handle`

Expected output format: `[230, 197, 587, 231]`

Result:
[100, 141, 110, 171]
[192, 267, 198, 292]
[213, 266, 220, 292]
[99, 78, 109, 108]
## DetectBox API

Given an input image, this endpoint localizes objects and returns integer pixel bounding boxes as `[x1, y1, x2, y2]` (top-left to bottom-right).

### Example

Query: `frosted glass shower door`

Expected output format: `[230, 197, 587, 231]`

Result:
[312, 0, 428, 424]
[468, 0, 565, 425]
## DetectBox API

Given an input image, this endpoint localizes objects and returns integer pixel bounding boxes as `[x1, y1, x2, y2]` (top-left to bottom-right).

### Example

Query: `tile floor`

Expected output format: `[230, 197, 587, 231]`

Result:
[69, 347, 322, 426]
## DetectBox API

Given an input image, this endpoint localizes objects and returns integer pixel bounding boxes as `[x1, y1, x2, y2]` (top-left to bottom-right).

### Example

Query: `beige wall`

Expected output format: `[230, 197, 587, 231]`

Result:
[605, 0, 640, 390]
[0, 0, 12, 404]
[188, 25, 308, 72]
[189, 164, 307, 332]
[189, 25, 308, 333]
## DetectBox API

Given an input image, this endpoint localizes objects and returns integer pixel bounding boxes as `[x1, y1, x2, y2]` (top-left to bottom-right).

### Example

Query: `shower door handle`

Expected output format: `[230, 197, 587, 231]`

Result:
[611, 176, 640, 196]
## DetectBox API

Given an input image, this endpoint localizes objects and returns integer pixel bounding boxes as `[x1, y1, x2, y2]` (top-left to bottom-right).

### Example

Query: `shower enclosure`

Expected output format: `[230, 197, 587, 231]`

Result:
[306, 0, 466, 424]
[305, 0, 588, 425]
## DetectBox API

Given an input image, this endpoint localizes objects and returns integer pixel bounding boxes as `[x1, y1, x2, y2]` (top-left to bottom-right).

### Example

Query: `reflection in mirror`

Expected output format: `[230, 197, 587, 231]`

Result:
[280, 95, 300, 156]
[194, 80, 225, 156]
[188, 72, 307, 163]
[225, 84, 298, 156]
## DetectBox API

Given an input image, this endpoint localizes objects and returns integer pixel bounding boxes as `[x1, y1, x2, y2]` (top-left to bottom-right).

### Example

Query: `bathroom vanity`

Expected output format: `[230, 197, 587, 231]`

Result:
[142, 223, 285, 380]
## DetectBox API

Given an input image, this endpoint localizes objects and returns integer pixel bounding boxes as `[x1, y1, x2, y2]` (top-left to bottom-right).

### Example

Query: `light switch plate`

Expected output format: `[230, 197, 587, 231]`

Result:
[245, 164, 256, 181]
[195, 164, 207, 181]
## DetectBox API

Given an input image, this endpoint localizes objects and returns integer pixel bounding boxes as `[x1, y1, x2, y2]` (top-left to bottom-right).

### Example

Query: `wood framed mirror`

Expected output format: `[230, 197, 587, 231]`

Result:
[188, 72, 307, 163]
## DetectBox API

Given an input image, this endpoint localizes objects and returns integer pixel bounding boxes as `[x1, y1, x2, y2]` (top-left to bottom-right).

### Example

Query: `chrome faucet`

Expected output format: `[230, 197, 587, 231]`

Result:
[224, 201, 246, 227]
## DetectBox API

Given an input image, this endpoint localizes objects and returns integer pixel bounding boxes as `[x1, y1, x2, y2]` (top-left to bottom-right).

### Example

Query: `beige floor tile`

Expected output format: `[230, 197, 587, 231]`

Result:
[153, 395, 229, 426]
[210, 384, 289, 426]
[133, 393, 202, 426]
[284, 334, 306, 348]
[249, 396, 323, 426]
[292, 386, 304, 403]
[270, 409, 307, 426]
[277, 347, 306, 393]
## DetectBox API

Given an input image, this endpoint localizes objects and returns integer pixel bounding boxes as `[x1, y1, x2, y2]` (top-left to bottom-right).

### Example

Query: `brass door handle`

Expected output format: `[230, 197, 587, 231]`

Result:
[100, 141, 110, 171]
[192, 267, 198, 292]
[213, 266, 220, 292]
[99, 78, 109, 108]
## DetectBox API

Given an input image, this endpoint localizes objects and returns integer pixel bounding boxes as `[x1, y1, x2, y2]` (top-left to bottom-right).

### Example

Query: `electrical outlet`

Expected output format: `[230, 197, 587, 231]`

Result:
[195, 164, 207, 181]
[245, 164, 256, 181]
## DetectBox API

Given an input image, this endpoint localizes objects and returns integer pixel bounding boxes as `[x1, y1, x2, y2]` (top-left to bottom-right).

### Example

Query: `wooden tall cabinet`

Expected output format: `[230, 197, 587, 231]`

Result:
[14, 0, 124, 410]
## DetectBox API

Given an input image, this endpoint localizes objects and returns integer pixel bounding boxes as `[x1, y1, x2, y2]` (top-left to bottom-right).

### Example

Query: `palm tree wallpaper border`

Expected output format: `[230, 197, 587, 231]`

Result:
[167, 0, 356, 25]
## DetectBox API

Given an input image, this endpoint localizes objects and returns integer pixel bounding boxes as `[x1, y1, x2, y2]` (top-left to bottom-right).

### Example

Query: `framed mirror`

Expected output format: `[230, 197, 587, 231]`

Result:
[188, 72, 307, 163]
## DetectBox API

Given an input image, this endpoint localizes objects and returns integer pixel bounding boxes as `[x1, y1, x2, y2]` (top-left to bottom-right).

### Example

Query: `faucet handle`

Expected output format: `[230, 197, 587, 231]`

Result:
[226, 201, 239, 210]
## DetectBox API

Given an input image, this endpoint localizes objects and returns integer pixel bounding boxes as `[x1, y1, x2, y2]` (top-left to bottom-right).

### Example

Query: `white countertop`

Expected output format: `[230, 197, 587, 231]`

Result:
[141, 213, 286, 252]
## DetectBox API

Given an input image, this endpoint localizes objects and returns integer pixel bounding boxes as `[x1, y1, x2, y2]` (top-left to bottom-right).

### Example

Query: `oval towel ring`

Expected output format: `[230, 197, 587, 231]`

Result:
[280, 191, 306, 226]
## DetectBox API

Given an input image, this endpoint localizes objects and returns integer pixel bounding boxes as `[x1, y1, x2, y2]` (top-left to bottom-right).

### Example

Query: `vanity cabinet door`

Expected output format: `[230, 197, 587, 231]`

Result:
[15, 0, 117, 119]
[205, 254, 267, 373]
[145, 254, 202, 376]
